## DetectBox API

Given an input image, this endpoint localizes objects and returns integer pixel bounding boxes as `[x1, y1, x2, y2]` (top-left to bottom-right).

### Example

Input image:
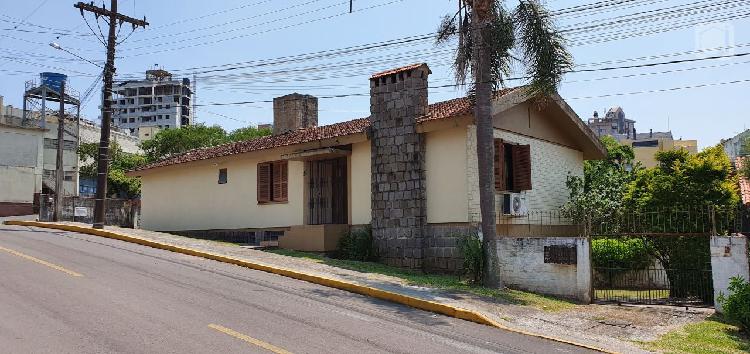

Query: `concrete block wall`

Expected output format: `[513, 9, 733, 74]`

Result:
[496, 237, 592, 302]
[369, 64, 430, 269]
[424, 223, 478, 272]
[711, 235, 749, 312]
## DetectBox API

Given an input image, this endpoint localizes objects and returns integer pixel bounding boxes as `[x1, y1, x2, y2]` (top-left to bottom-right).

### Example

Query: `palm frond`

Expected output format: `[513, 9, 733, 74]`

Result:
[513, 0, 573, 98]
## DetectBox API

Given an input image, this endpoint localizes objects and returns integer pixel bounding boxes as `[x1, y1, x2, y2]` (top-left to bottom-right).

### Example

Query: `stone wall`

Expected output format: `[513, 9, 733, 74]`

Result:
[424, 223, 477, 272]
[272, 93, 318, 135]
[496, 237, 592, 302]
[369, 64, 430, 269]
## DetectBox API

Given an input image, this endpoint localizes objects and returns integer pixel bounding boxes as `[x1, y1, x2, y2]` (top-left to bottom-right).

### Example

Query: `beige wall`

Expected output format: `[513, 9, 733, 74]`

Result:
[349, 141, 371, 225]
[425, 126, 469, 223]
[140, 150, 305, 231]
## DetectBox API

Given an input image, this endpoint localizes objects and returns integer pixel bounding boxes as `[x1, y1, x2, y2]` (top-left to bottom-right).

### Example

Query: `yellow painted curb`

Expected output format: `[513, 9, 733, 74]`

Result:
[5, 220, 616, 353]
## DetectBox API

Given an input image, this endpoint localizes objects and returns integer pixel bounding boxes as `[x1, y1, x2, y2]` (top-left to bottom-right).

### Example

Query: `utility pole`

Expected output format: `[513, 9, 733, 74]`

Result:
[74, 1, 147, 229]
[53, 80, 66, 222]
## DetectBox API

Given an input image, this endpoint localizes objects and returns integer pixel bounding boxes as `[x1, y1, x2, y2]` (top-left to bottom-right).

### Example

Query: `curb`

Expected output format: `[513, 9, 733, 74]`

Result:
[5, 220, 616, 354]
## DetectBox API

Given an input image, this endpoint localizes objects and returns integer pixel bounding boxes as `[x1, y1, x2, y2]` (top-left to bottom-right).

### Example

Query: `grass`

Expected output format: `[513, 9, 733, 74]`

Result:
[640, 315, 749, 354]
[265, 249, 576, 312]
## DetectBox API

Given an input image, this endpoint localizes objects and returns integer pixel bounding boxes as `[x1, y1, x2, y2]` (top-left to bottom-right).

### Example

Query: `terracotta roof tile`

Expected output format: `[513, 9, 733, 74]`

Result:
[371, 63, 428, 79]
[131, 89, 519, 174]
[737, 157, 750, 205]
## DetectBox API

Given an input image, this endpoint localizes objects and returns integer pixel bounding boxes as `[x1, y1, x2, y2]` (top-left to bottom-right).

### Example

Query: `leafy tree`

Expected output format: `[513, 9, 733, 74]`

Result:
[436, 0, 572, 286]
[78, 142, 146, 198]
[562, 136, 638, 232]
[140, 124, 228, 162]
[623, 146, 739, 301]
[228, 126, 272, 142]
[140, 124, 271, 162]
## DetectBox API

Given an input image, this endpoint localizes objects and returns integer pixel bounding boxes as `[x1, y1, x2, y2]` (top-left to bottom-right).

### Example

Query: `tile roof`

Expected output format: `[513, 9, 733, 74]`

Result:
[131, 89, 520, 174]
[370, 63, 428, 79]
[737, 157, 750, 205]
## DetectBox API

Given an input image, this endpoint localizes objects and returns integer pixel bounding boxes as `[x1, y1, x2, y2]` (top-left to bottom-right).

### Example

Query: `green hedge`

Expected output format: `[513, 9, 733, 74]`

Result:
[591, 238, 652, 269]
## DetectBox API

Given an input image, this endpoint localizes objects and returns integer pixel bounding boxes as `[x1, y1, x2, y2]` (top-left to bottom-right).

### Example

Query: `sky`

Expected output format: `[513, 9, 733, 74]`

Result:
[0, 0, 748, 148]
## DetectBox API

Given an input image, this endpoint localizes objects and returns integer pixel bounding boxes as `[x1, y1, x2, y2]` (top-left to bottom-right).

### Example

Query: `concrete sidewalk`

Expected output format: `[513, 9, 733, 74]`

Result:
[7, 220, 710, 353]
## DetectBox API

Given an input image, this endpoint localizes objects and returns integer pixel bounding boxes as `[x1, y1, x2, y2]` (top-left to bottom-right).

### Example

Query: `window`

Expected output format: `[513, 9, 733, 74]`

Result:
[165, 115, 170, 119]
[120, 118, 127, 124]
[218, 168, 228, 184]
[494, 139, 531, 192]
[257, 161, 288, 203]
[129, 118, 135, 123]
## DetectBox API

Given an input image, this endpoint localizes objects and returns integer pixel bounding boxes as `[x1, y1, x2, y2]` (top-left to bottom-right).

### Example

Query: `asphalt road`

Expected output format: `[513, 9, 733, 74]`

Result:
[0, 223, 599, 354]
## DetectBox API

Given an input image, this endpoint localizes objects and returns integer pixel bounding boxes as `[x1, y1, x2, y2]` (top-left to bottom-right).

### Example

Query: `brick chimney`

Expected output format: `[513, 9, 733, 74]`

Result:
[368, 63, 431, 269]
[272, 93, 318, 135]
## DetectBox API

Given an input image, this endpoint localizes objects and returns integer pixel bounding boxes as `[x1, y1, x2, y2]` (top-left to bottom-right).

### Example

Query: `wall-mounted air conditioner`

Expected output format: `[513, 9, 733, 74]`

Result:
[502, 193, 528, 217]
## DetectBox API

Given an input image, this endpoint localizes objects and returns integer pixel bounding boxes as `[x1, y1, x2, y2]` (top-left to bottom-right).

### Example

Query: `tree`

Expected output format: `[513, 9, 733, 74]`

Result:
[140, 124, 271, 162]
[227, 126, 272, 142]
[140, 124, 228, 162]
[79, 142, 146, 198]
[623, 146, 739, 300]
[436, 0, 572, 286]
[562, 136, 638, 233]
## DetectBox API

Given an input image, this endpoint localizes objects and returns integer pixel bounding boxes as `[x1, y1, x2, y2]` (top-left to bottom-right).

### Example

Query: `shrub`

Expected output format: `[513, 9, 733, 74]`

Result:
[337, 225, 377, 261]
[718, 277, 750, 331]
[458, 233, 483, 284]
[591, 238, 652, 269]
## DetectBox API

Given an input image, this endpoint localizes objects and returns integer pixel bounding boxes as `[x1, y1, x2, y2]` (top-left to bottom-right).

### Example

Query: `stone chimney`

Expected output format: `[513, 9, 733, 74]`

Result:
[272, 93, 318, 135]
[368, 63, 431, 269]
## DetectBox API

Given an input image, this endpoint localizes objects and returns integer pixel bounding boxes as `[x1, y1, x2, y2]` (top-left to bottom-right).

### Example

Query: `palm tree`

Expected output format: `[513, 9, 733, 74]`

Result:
[437, 0, 572, 286]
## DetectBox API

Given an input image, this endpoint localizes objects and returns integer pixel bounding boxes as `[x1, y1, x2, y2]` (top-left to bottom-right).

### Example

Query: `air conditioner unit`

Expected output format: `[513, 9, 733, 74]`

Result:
[502, 193, 528, 217]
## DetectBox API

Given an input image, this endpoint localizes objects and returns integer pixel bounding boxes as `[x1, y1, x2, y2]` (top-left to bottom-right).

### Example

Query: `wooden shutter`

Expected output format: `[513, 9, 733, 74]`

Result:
[494, 139, 506, 191]
[512, 144, 532, 191]
[272, 161, 288, 202]
[257, 162, 271, 203]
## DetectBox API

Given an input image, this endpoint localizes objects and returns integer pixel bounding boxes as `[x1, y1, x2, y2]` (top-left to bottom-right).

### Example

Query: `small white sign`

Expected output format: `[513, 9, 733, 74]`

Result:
[74, 207, 88, 217]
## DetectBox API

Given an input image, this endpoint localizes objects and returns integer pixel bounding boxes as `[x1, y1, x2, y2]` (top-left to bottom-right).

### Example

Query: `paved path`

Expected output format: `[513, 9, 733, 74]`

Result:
[0, 223, 598, 353]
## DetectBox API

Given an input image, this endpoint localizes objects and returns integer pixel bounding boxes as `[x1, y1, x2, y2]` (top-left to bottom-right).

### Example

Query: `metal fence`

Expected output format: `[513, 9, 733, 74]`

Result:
[38, 195, 140, 228]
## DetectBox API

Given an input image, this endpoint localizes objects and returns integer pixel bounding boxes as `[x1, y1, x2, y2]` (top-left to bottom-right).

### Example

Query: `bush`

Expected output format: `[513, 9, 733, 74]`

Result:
[591, 238, 652, 269]
[718, 277, 750, 331]
[458, 234, 483, 284]
[337, 225, 377, 261]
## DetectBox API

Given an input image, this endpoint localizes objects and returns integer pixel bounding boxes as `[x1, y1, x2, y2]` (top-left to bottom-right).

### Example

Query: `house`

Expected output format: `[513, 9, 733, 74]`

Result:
[128, 63, 606, 272]
[721, 129, 750, 162]
[737, 157, 750, 207]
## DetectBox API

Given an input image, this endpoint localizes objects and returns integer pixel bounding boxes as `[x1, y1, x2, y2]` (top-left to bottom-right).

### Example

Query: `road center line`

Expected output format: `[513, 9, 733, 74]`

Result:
[0, 245, 83, 277]
[208, 324, 293, 354]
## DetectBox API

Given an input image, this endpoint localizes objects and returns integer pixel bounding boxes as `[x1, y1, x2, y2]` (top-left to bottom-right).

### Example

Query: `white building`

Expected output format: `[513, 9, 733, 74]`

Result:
[0, 95, 140, 215]
[112, 69, 193, 140]
[721, 129, 750, 162]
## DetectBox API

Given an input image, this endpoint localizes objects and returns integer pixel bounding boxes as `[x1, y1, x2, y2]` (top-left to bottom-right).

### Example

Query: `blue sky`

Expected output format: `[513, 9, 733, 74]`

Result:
[1, 0, 748, 148]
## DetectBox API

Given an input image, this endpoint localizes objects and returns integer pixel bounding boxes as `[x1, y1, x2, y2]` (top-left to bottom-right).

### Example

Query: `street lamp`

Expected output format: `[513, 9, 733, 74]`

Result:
[49, 42, 104, 69]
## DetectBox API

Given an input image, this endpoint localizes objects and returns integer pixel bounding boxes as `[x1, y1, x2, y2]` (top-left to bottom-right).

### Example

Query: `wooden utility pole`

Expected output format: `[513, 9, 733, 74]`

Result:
[74, 1, 147, 229]
[53, 80, 66, 222]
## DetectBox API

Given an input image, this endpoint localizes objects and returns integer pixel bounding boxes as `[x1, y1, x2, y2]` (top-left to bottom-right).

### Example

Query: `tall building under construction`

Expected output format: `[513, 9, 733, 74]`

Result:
[112, 69, 193, 140]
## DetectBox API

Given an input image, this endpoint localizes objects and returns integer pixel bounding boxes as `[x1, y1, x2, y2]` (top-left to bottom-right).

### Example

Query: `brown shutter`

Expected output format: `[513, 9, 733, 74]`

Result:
[494, 139, 506, 191]
[272, 161, 288, 202]
[512, 144, 532, 191]
[257, 162, 271, 203]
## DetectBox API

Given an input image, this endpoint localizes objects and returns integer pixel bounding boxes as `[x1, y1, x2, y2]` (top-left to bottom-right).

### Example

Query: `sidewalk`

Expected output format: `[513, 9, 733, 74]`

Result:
[7, 220, 713, 353]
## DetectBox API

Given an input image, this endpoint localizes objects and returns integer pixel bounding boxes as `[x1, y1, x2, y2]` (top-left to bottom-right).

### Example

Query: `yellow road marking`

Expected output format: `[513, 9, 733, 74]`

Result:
[208, 324, 293, 354]
[0, 245, 83, 277]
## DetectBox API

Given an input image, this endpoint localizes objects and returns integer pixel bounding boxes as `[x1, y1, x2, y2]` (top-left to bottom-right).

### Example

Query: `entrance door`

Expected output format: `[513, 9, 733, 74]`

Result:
[308, 157, 347, 225]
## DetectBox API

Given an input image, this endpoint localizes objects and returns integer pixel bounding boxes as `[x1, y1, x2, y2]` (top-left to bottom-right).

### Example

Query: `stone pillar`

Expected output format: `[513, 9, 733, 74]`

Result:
[710, 235, 749, 312]
[369, 64, 431, 269]
[272, 93, 318, 135]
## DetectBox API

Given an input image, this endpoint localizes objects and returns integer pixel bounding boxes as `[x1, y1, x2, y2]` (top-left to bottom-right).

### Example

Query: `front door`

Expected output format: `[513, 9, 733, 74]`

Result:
[308, 157, 347, 225]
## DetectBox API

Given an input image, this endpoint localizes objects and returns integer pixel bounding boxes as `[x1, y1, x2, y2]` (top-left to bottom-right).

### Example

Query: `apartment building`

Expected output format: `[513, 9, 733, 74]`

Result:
[112, 69, 193, 140]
